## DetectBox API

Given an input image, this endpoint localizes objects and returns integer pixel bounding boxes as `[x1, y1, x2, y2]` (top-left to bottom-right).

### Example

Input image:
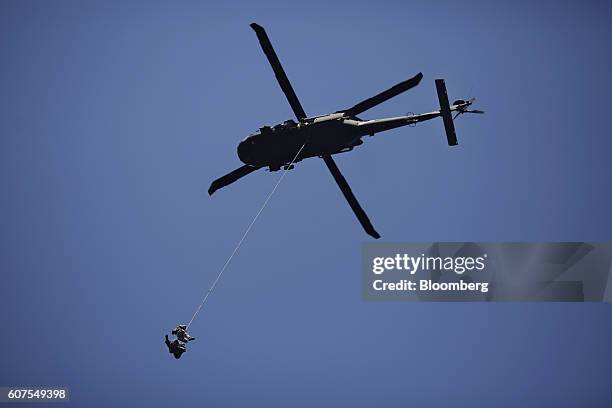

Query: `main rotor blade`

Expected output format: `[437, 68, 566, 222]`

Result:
[208, 165, 261, 195]
[250, 23, 307, 121]
[342, 72, 423, 116]
[322, 155, 380, 239]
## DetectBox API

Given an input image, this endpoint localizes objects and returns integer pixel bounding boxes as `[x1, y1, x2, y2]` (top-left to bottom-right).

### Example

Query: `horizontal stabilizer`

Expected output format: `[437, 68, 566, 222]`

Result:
[435, 79, 458, 146]
[342, 72, 423, 116]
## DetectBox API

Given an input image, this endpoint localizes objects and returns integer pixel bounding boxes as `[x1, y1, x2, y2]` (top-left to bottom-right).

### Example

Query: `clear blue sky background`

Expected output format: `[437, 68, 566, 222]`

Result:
[1, 0, 612, 406]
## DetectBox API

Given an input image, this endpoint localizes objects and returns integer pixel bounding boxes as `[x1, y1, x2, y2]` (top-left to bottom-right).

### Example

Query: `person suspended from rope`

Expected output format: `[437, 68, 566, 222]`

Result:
[164, 335, 187, 359]
[172, 324, 196, 343]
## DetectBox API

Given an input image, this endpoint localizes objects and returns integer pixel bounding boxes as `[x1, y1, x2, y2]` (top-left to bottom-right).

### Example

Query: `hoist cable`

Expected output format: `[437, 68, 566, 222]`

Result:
[186, 143, 306, 329]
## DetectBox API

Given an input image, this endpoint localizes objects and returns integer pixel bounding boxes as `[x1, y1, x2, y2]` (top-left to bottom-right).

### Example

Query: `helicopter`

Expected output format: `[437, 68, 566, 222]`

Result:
[208, 23, 483, 239]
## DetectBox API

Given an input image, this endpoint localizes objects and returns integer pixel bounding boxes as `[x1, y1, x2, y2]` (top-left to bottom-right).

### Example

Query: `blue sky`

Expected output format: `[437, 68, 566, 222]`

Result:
[1, 1, 612, 406]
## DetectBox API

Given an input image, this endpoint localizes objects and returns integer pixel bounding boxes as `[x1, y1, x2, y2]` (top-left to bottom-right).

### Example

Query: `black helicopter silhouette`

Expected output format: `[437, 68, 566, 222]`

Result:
[209, 23, 483, 239]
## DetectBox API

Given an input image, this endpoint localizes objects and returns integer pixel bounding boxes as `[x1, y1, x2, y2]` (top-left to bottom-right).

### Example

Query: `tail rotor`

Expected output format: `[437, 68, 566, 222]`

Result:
[435, 79, 484, 146]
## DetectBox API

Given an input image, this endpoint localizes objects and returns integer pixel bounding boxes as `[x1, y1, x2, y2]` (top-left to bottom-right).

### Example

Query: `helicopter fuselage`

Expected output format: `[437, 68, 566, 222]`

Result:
[208, 23, 483, 239]
[236, 110, 444, 170]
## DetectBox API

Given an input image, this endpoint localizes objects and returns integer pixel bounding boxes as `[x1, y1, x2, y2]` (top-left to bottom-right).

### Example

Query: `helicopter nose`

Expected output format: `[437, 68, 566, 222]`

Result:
[237, 139, 254, 164]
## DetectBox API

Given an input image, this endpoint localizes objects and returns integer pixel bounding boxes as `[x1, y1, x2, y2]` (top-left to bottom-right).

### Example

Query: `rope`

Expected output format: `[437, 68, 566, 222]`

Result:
[186, 143, 306, 329]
